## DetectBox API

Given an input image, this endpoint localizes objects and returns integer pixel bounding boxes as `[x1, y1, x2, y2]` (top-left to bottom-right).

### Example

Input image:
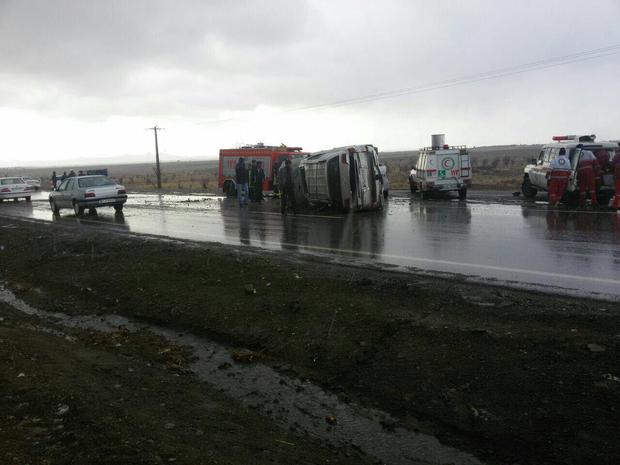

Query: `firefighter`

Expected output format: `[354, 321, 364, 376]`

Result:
[577, 149, 598, 207]
[594, 149, 609, 190]
[235, 157, 249, 207]
[547, 148, 572, 207]
[611, 146, 620, 211]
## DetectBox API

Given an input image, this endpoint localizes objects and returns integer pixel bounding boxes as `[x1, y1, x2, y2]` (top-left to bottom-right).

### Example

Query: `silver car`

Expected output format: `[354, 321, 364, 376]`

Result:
[49, 175, 127, 215]
[0, 177, 35, 202]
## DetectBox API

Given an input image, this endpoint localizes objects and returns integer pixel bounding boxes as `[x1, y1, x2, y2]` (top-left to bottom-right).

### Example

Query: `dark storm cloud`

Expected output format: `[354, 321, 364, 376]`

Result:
[1, 0, 619, 122]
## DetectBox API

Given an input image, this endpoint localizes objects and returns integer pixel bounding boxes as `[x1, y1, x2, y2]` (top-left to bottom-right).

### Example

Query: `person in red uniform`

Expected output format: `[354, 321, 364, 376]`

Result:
[547, 148, 572, 207]
[611, 146, 620, 211]
[577, 149, 598, 207]
[594, 149, 610, 190]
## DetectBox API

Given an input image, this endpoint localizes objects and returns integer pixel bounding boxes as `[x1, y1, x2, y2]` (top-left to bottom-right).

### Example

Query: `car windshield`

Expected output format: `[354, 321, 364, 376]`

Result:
[78, 176, 116, 188]
[1, 178, 23, 185]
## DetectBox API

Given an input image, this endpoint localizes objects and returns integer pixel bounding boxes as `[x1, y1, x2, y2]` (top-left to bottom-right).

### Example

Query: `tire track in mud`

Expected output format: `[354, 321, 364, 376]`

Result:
[0, 284, 483, 465]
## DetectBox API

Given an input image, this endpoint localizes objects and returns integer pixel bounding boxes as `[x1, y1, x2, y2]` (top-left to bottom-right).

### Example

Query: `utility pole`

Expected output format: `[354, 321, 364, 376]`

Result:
[147, 125, 164, 189]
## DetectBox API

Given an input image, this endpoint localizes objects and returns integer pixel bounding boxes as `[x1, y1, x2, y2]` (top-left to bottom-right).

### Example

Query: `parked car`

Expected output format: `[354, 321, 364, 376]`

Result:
[22, 176, 42, 190]
[409, 134, 472, 200]
[0, 177, 35, 202]
[49, 175, 127, 215]
[521, 134, 618, 204]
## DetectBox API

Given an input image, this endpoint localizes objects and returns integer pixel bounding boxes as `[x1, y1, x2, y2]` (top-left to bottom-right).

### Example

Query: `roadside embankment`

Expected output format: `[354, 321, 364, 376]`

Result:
[1, 216, 618, 465]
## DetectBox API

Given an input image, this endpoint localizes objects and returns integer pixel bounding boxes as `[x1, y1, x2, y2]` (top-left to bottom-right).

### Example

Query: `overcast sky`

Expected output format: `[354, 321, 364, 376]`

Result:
[1, 0, 619, 167]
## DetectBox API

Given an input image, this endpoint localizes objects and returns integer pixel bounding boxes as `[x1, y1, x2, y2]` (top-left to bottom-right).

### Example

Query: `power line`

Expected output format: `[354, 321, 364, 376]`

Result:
[201, 43, 620, 124]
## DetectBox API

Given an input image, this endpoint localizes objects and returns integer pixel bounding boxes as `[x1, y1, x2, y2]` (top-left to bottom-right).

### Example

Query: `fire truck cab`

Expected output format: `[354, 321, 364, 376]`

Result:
[218, 143, 306, 196]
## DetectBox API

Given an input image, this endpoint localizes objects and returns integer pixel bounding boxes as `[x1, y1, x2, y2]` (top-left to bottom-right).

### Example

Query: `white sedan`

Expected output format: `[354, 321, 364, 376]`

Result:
[49, 175, 127, 216]
[0, 177, 35, 202]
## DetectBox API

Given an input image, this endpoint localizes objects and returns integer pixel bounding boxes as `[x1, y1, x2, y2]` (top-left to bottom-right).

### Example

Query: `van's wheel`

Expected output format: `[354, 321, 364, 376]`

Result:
[521, 176, 537, 199]
[458, 188, 467, 201]
[50, 199, 59, 214]
[114, 204, 124, 213]
[73, 201, 84, 216]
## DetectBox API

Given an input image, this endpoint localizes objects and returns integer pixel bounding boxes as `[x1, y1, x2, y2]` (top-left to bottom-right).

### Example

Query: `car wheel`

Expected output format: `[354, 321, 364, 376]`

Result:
[50, 199, 60, 213]
[25, 196, 31, 202]
[458, 188, 467, 201]
[88, 208, 97, 215]
[521, 176, 537, 199]
[73, 201, 84, 216]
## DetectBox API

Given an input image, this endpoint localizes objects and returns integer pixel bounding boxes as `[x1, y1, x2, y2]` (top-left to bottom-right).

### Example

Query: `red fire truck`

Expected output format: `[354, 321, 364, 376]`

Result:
[218, 143, 307, 195]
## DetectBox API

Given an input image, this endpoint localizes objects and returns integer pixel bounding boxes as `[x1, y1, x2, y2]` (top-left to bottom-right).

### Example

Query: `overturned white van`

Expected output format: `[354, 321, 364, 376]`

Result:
[299, 145, 384, 212]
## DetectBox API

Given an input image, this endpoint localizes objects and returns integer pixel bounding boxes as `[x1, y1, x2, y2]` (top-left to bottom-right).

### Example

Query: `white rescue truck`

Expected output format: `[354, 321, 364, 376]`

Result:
[521, 134, 618, 204]
[409, 134, 472, 200]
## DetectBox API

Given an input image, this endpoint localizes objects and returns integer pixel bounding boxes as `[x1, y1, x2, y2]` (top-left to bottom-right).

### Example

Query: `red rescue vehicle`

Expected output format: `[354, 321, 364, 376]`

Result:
[218, 143, 307, 195]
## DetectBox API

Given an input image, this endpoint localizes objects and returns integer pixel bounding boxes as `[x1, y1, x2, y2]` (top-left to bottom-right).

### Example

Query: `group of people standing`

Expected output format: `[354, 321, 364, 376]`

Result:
[50, 169, 77, 190]
[234, 157, 297, 214]
[547, 144, 620, 209]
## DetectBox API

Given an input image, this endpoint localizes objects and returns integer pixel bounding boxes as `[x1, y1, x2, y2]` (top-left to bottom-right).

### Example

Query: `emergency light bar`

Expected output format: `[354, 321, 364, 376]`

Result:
[552, 134, 596, 142]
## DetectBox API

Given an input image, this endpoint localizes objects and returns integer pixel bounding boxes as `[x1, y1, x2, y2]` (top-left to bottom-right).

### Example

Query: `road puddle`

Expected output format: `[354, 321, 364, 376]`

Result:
[0, 284, 482, 465]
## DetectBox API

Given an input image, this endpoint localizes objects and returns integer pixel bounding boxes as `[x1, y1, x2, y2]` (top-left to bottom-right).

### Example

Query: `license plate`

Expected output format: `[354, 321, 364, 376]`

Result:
[99, 198, 116, 204]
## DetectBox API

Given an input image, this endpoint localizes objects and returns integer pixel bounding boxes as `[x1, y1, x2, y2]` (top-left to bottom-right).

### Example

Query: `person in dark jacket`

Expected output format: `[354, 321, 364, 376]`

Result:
[253, 161, 266, 202]
[278, 159, 297, 215]
[249, 160, 257, 201]
[235, 157, 249, 206]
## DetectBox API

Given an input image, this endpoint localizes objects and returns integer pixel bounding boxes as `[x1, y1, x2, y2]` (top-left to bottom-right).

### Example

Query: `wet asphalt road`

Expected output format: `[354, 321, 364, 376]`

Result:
[2, 189, 620, 300]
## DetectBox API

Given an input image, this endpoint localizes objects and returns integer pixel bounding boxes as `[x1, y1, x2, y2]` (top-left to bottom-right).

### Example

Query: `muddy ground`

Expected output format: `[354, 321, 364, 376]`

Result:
[0, 216, 619, 465]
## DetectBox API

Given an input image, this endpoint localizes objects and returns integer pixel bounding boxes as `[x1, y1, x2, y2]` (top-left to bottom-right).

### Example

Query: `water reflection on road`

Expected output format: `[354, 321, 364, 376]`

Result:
[3, 191, 620, 299]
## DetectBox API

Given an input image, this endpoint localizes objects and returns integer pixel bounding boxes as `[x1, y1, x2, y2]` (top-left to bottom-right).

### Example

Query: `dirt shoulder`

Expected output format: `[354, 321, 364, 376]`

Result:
[0, 301, 369, 465]
[1, 216, 619, 465]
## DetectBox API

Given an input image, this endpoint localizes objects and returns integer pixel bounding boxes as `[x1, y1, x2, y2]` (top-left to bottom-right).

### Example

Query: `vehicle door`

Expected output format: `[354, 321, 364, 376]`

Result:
[52, 179, 69, 206]
[460, 153, 471, 179]
[425, 154, 438, 187]
[437, 152, 459, 184]
[530, 148, 546, 188]
[415, 154, 426, 186]
[58, 179, 75, 206]
[544, 148, 559, 189]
